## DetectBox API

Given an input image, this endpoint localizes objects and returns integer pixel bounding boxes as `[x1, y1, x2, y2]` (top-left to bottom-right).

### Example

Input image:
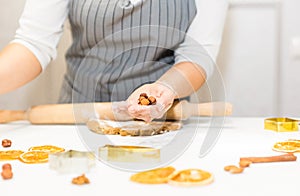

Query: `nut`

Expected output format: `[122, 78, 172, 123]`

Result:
[119, 130, 128, 136]
[2, 163, 12, 171]
[230, 166, 244, 174]
[224, 165, 244, 174]
[224, 165, 235, 172]
[140, 98, 150, 105]
[138, 95, 148, 103]
[1, 170, 13, 180]
[239, 160, 252, 168]
[139, 93, 148, 98]
[72, 174, 90, 185]
[138, 96, 147, 103]
[138, 93, 156, 105]
[2, 139, 12, 148]
[148, 96, 156, 104]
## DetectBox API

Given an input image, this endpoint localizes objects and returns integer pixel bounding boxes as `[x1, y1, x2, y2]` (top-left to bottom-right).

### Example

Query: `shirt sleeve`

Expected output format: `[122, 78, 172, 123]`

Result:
[174, 0, 228, 78]
[11, 0, 69, 71]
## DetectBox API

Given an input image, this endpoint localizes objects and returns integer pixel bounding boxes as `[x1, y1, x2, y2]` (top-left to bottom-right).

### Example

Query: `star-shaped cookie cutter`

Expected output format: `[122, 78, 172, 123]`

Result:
[264, 117, 299, 132]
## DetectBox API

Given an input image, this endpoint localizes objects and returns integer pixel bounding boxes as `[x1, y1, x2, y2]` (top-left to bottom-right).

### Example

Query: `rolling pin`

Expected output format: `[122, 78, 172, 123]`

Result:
[0, 100, 232, 124]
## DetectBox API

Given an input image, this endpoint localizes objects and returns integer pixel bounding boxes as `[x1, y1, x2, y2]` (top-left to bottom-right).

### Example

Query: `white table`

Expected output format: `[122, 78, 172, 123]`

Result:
[0, 117, 299, 196]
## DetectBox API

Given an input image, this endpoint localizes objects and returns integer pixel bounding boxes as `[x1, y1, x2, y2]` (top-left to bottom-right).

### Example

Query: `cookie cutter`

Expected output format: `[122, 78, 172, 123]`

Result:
[98, 145, 160, 163]
[48, 150, 96, 174]
[264, 118, 299, 132]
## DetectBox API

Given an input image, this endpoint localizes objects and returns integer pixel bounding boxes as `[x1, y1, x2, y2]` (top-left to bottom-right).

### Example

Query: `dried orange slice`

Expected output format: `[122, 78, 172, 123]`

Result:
[130, 166, 176, 184]
[168, 169, 214, 186]
[19, 151, 49, 164]
[273, 140, 300, 153]
[288, 139, 300, 142]
[28, 145, 65, 153]
[0, 150, 24, 161]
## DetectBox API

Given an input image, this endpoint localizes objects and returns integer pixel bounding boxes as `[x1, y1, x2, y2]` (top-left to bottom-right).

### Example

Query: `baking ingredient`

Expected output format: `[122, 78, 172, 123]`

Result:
[87, 119, 182, 136]
[168, 169, 214, 186]
[239, 160, 252, 168]
[148, 96, 156, 104]
[72, 174, 90, 185]
[138, 93, 156, 105]
[2, 139, 12, 148]
[28, 145, 65, 153]
[130, 166, 175, 184]
[1, 145, 65, 163]
[19, 151, 49, 164]
[240, 153, 297, 163]
[140, 97, 150, 105]
[0, 150, 24, 161]
[2, 163, 12, 170]
[1, 163, 13, 180]
[224, 165, 244, 174]
[1, 169, 13, 180]
[272, 140, 300, 152]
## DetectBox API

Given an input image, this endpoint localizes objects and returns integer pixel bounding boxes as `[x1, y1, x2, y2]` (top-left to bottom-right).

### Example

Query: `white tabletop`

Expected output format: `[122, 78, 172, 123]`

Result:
[0, 117, 299, 196]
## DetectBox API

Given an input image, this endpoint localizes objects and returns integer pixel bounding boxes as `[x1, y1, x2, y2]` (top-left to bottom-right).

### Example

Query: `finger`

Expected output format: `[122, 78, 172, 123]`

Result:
[128, 108, 153, 122]
[149, 104, 165, 119]
[128, 105, 163, 122]
[134, 114, 153, 122]
[128, 104, 149, 114]
[127, 105, 150, 118]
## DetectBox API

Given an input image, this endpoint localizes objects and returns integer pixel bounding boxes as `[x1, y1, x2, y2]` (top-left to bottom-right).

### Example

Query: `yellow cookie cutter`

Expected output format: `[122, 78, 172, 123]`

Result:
[264, 118, 299, 132]
[99, 145, 160, 163]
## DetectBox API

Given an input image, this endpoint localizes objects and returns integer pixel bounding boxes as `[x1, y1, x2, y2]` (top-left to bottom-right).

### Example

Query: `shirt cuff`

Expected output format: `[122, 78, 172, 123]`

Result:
[174, 43, 215, 78]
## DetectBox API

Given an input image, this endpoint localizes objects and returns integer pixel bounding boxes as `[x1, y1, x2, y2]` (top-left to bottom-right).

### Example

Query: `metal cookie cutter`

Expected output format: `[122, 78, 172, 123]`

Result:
[99, 145, 160, 163]
[264, 118, 299, 132]
[49, 150, 95, 174]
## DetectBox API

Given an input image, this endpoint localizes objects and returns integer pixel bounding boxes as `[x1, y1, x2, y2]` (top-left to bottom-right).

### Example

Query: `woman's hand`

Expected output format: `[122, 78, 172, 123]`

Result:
[127, 82, 177, 122]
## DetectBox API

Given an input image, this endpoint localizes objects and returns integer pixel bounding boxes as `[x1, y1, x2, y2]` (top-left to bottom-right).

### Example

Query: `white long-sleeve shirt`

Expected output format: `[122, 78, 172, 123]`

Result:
[12, 0, 228, 78]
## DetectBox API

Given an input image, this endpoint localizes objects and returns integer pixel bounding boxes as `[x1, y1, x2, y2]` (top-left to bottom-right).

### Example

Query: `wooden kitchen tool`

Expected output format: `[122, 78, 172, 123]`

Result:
[0, 100, 232, 124]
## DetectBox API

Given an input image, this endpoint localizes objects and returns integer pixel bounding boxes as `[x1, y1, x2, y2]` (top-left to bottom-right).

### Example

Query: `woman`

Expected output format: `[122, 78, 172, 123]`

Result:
[0, 0, 228, 122]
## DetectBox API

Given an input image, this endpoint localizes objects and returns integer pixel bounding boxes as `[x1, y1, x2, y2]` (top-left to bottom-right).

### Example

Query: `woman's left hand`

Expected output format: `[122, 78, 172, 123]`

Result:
[126, 82, 176, 122]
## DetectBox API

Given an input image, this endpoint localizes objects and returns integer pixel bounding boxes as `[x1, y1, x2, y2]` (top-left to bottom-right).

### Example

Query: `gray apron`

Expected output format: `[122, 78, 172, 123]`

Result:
[59, 0, 197, 103]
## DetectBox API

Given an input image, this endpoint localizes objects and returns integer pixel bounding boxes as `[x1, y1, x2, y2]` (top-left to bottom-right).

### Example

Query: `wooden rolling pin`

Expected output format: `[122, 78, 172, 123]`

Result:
[0, 100, 232, 124]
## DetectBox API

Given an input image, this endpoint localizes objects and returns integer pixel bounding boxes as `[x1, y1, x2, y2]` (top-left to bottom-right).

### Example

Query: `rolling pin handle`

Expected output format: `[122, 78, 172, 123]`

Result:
[0, 110, 27, 123]
[191, 101, 233, 117]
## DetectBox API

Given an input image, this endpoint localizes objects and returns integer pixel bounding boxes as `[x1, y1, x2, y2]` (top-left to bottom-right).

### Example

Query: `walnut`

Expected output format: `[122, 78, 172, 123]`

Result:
[72, 174, 90, 185]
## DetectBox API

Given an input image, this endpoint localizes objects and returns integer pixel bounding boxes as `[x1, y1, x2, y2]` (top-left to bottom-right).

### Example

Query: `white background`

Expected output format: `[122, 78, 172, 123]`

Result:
[0, 0, 300, 117]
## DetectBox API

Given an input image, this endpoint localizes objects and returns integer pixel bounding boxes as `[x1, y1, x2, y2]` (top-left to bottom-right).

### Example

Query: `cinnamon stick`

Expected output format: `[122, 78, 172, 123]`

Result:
[240, 153, 297, 163]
